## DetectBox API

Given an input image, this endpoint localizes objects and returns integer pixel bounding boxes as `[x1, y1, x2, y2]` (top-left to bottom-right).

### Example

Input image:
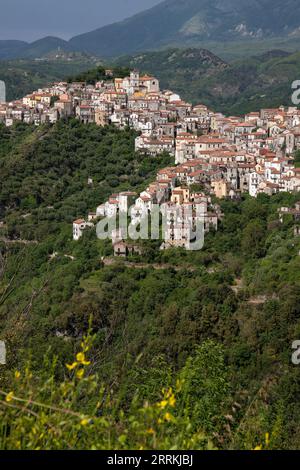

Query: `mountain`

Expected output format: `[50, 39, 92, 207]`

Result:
[20, 37, 72, 59]
[115, 47, 300, 114]
[0, 40, 28, 59]
[0, 37, 72, 60]
[69, 0, 300, 57]
[2, 0, 300, 61]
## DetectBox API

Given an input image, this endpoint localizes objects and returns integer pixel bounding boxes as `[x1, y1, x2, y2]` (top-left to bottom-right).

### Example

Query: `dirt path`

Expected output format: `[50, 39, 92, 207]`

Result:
[101, 257, 197, 272]
[230, 278, 243, 294]
[0, 237, 38, 245]
[247, 294, 279, 305]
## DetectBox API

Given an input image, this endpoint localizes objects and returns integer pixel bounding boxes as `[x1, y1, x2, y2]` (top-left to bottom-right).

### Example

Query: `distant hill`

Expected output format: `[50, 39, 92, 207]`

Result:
[0, 37, 72, 60]
[69, 0, 300, 58]
[0, 40, 28, 59]
[20, 37, 72, 59]
[115, 47, 300, 114]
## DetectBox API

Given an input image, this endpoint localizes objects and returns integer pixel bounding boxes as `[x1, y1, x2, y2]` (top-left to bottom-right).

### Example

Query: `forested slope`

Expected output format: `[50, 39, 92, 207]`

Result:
[0, 122, 300, 449]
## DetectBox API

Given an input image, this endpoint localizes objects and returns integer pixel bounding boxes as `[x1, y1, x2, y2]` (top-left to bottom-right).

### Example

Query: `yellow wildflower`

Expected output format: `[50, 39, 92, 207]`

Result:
[164, 412, 173, 422]
[254, 445, 262, 451]
[76, 352, 85, 362]
[157, 399, 168, 409]
[147, 428, 155, 435]
[168, 394, 176, 407]
[5, 392, 14, 402]
[76, 369, 85, 379]
[76, 352, 91, 366]
[14, 371, 21, 379]
[80, 418, 89, 426]
[80, 341, 89, 353]
[66, 362, 78, 371]
[265, 433, 270, 447]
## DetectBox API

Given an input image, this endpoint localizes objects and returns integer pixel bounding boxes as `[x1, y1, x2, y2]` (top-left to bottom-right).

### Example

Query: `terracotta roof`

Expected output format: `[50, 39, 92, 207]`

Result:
[73, 219, 85, 225]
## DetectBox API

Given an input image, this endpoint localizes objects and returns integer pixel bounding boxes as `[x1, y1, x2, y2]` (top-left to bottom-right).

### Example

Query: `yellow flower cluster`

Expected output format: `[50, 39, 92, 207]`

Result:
[80, 418, 90, 426]
[164, 412, 173, 422]
[66, 338, 91, 380]
[5, 391, 14, 402]
[254, 433, 270, 450]
[155, 388, 177, 425]
[157, 388, 176, 409]
[65, 335, 94, 427]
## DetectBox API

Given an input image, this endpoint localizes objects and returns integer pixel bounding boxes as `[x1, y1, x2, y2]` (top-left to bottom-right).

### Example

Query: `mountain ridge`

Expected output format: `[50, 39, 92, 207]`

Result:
[0, 36, 72, 60]
[69, 0, 300, 57]
[2, 0, 300, 60]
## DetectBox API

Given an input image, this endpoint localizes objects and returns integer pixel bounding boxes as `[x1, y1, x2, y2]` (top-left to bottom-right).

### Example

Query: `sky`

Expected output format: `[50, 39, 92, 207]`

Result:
[0, 0, 162, 42]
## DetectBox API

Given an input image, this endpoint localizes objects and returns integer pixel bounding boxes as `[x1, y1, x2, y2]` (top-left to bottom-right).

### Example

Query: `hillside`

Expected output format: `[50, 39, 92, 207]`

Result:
[116, 47, 228, 75]
[115, 47, 300, 114]
[69, 0, 300, 58]
[0, 121, 300, 448]
[0, 40, 28, 60]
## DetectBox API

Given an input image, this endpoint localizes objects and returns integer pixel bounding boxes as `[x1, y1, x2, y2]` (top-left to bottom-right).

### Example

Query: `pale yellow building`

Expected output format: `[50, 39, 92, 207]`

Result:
[211, 180, 231, 199]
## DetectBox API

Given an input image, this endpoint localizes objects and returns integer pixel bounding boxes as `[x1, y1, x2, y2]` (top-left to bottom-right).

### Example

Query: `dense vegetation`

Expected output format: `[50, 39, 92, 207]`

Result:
[70, 65, 130, 85]
[1, 121, 300, 449]
[0, 120, 172, 235]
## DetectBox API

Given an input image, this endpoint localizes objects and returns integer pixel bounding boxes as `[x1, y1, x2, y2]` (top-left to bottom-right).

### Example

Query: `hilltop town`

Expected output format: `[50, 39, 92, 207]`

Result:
[1, 69, 300, 251]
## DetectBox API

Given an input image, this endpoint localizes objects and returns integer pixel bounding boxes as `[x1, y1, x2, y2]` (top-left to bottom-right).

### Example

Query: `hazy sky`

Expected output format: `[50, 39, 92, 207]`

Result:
[0, 0, 162, 42]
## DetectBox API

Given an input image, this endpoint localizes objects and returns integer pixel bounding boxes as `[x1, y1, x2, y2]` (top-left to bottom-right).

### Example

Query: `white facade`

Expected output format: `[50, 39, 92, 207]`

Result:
[73, 220, 93, 241]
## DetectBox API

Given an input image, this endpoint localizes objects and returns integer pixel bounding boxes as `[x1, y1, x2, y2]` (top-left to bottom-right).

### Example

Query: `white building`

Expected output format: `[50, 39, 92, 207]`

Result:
[73, 219, 93, 241]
